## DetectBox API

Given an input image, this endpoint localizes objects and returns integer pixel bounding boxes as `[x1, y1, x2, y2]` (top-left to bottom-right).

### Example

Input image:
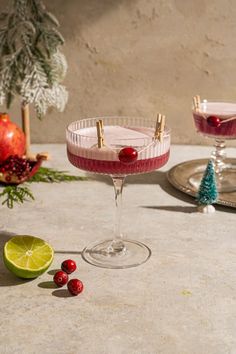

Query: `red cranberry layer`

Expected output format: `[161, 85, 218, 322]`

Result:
[193, 113, 236, 138]
[67, 150, 170, 175]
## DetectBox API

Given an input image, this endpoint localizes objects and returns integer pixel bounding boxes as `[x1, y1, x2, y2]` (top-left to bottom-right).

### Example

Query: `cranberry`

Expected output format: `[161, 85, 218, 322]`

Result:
[67, 279, 84, 296]
[207, 115, 221, 128]
[61, 259, 77, 274]
[118, 147, 138, 164]
[53, 270, 68, 287]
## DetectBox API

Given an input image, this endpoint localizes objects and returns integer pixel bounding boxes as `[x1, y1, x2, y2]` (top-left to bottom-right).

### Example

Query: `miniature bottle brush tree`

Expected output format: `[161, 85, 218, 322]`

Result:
[0, 0, 68, 157]
[196, 159, 218, 213]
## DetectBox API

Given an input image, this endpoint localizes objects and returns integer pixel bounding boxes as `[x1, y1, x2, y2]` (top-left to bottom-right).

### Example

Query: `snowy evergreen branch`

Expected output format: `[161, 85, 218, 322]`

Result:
[0, 0, 68, 117]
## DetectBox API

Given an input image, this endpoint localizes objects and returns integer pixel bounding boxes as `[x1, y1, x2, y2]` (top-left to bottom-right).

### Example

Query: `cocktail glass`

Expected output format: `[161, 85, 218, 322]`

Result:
[66, 116, 170, 269]
[191, 99, 236, 192]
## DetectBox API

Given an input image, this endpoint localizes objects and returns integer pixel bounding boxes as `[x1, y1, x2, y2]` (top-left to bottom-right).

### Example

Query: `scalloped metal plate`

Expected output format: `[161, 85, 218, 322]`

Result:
[167, 158, 236, 209]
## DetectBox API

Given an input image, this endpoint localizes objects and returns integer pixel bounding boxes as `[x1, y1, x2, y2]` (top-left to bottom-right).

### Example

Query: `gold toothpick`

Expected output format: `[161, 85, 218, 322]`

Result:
[193, 95, 201, 111]
[99, 119, 104, 140]
[96, 120, 105, 148]
[155, 113, 166, 142]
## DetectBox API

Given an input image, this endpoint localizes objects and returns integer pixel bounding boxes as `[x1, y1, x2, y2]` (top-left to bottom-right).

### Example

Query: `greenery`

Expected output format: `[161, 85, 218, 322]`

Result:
[30, 167, 87, 183]
[0, 185, 34, 209]
[0, 0, 68, 117]
[0, 167, 87, 208]
[196, 160, 218, 205]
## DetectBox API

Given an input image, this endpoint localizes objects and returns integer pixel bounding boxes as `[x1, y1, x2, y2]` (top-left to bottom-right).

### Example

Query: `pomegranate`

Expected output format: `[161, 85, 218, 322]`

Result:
[0, 154, 45, 185]
[0, 113, 26, 163]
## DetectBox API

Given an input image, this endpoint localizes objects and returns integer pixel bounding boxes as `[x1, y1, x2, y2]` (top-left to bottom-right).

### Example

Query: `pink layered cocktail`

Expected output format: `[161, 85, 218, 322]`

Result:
[66, 116, 170, 269]
[193, 101, 236, 139]
[191, 99, 236, 193]
[67, 124, 170, 176]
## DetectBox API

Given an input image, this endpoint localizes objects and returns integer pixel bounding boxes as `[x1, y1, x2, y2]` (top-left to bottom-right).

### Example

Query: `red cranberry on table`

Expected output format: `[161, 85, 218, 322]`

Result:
[67, 279, 84, 296]
[207, 115, 221, 128]
[118, 147, 138, 164]
[53, 270, 68, 287]
[61, 259, 77, 274]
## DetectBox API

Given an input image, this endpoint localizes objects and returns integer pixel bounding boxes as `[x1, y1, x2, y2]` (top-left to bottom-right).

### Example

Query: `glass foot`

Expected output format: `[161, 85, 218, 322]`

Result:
[189, 168, 236, 193]
[82, 239, 151, 269]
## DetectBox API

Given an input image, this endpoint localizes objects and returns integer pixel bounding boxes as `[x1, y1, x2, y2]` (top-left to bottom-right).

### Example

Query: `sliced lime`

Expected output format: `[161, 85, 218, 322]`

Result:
[3, 235, 54, 279]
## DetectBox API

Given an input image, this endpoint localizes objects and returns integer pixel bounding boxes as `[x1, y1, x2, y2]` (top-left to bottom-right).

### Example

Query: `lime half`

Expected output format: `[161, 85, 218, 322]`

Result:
[3, 235, 54, 279]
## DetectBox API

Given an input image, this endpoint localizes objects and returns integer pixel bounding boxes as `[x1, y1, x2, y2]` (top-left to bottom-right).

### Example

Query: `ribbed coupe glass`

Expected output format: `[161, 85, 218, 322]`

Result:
[191, 100, 236, 192]
[66, 116, 170, 269]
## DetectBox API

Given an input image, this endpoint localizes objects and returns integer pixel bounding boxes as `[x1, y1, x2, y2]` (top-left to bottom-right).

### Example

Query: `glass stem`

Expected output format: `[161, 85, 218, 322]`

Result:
[109, 176, 126, 254]
[211, 139, 226, 183]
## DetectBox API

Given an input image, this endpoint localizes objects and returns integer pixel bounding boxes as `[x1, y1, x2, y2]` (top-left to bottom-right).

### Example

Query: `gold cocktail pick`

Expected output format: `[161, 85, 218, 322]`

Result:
[193, 95, 201, 111]
[96, 119, 105, 148]
[154, 113, 166, 142]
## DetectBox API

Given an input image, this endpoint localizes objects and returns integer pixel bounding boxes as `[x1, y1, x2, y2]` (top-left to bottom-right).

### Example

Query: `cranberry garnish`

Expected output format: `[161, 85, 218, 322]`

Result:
[61, 259, 77, 274]
[67, 279, 84, 296]
[207, 115, 221, 128]
[53, 270, 68, 287]
[118, 147, 138, 164]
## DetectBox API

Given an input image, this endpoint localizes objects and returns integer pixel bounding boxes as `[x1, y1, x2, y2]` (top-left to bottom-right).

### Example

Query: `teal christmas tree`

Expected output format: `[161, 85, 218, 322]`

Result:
[0, 0, 68, 156]
[196, 160, 218, 212]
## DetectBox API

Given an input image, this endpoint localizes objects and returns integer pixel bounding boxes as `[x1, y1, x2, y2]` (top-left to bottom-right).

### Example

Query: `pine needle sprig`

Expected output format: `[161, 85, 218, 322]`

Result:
[0, 168, 87, 208]
[0, 184, 34, 209]
[29, 167, 88, 183]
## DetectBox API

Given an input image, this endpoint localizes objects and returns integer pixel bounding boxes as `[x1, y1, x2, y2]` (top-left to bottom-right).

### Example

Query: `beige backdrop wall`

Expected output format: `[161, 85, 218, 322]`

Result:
[1, 0, 236, 146]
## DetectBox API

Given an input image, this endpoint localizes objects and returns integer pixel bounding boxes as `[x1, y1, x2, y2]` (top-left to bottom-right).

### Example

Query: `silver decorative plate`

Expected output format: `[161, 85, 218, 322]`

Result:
[167, 158, 236, 209]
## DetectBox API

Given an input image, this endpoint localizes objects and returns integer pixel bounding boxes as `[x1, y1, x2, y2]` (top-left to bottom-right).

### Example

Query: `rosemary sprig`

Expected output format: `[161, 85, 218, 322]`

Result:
[29, 167, 87, 183]
[0, 167, 87, 208]
[0, 185, 34, 209]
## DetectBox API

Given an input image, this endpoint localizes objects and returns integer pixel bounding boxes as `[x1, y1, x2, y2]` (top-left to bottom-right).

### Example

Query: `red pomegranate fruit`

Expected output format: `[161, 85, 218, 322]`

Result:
[0, 113, 26, 163]
[0, 154, 46, 185]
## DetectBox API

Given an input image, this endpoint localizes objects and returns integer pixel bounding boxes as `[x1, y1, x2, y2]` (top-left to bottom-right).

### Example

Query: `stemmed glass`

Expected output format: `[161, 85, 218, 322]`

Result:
[66, 116, 170, 269]
[191, 97, 236, 192]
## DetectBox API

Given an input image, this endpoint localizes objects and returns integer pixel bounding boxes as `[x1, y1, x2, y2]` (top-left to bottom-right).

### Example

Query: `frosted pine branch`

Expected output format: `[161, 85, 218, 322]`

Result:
[0, 0, 68, 118]
[50, 52, 68, 82]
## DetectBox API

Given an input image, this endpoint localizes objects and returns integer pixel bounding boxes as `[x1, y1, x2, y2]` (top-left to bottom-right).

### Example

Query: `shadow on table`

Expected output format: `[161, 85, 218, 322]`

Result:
[88, 170, 196, 206]
[55, 250, 83, 255]
[37, 280, 73, 298]
[52, 289, 72, 298]
[142, 205, 196, 214]
[87, 170, 168, 186]
[88, 170, 236, 214]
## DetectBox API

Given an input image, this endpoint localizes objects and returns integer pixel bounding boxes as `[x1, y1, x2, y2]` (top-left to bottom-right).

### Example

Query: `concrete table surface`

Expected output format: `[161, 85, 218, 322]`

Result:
[0, 144, 235, 354]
